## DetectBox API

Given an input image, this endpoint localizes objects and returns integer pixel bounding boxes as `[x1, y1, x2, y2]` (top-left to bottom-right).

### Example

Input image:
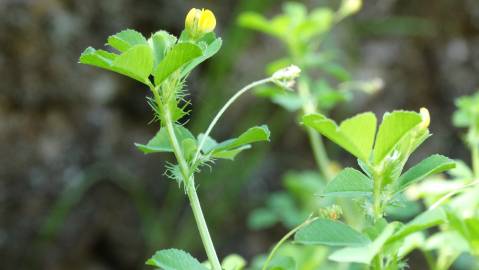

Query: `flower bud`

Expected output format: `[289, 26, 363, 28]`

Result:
[272, 65, 301, 89]
[185, 8, 216, 39]
[420, 107, 430, 129]
[338, 0, 362, 18]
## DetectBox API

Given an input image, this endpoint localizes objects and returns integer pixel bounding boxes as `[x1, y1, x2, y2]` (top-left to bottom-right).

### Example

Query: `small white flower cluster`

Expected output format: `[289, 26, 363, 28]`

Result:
[272, 65, 301, 89]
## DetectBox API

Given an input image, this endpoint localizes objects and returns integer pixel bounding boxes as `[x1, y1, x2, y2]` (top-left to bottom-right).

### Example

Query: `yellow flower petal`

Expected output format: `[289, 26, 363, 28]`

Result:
[185, 8, 200, 30]
[420, 107, 430, 129]
[198, 9, 216, 33]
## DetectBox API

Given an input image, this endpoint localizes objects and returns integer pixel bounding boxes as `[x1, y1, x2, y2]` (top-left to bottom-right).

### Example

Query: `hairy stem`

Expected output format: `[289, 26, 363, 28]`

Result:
[372, 169, 383, 221]
[262, 216, 318, 270]
[160, 95, 222, 270]
[192, 77, 273, 165]
[297, 78, 333, 180]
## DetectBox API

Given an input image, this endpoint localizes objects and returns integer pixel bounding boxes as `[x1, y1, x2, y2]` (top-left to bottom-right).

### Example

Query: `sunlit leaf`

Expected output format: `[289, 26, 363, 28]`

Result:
[112, 44, 154, 83]
[303, 112, 376, 161]
[181, 37, 222, 77]
[373, 111, 422, 164]
[149, 30, 177, 67]
[107, 29, 147, 52]
[153, 43, 202, 85]
[80, 44, 154, 84]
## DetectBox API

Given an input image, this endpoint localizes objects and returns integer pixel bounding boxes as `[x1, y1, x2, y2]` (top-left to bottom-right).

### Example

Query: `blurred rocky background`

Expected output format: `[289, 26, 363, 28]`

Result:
[0, 0, 478, 269]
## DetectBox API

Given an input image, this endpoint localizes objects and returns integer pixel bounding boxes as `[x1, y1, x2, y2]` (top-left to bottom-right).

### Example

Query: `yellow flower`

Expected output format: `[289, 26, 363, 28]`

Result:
[185, 8, 216, 38]
[198, 9, 216, 32]
[420, 107, 430, 129]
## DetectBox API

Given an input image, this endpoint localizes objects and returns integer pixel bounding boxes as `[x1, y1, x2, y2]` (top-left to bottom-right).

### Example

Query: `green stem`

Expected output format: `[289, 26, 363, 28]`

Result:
[297, 78, 333, 180]
[162, 106, 222, 270]
[262, 216, 318, 270]
[472, 140, 479, 179]
[371, 169, 384, 270]
[423, 250, 437, 270]
[372, 170, 383, 221]
[192, 77, 273, 165]
[306, 127, 333, 180]
[372, 255, 382, 270]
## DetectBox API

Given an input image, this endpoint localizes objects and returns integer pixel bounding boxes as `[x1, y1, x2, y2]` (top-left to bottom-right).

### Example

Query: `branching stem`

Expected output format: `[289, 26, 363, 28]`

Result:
[153, 84, 222, 270]
[192, 77, 273, 165]
[261, 215, 318, 270]
[297, 78, 333, 180]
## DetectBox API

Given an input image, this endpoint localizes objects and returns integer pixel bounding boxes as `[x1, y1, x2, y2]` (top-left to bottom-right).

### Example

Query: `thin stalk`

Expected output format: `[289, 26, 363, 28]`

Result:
[261, 216, 318, 270]
[161, 99, 222, 270]
[429, 180, 479, 210]
[306, 127, 334, 180]
[297, 78, 333, 180]
[192, 77, 273, 165]
[472, 140, 479, 179]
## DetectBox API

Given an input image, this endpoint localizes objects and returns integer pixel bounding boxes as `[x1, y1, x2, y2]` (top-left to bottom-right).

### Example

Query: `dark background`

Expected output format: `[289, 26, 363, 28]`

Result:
[1, 0, 478, 269]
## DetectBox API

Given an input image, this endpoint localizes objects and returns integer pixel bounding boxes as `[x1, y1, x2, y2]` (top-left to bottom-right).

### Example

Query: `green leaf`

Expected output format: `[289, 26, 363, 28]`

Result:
[222, 254, 246, 270]
[153, 42, 202, 85]
[284, 171, 324, 202]
[135, 124, 195, 154]
[112, 44, 154, 84]
[205, 125, 271, 160]
[373, 111, 422, 164]
[79, 47, 117, 70]
[181, 38, 222, 77]
[296, 8, 333, 41]
[248, 208, 279, 230]
[146, 248, 208, 270]
[323, 168, 373, 197]
[387, 208, 446, 244]
[148, 30, 177, 68]
[397, 232, 426, 259]
[181, 138, 198, 161]
[197, 134, 219, 153]
[329, 223, 398, 264]
[294, 218, 370, 246]
[395, 154, 455, 193]
[80, 44, 154, 84]
[267, 256, 296, 270]
[255, 86, 303, 112]
[425, 231, 470, 254]
[303, 112, 377, 161]
[107, 29, 147, 52]
[211, 145, 252, 160]
[237, 12, 284, 38]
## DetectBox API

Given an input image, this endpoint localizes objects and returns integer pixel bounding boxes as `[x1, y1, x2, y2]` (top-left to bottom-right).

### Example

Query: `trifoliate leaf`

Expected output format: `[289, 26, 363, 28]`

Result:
[107, 29, 147, 52]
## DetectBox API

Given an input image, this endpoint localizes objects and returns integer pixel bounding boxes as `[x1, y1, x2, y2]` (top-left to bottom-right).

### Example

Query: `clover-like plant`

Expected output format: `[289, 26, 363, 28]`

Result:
[408, 92, 479, 269]
[79, 8, 299, 270]
[239, 1, 383, 234]
[282, 109, 456, 269]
